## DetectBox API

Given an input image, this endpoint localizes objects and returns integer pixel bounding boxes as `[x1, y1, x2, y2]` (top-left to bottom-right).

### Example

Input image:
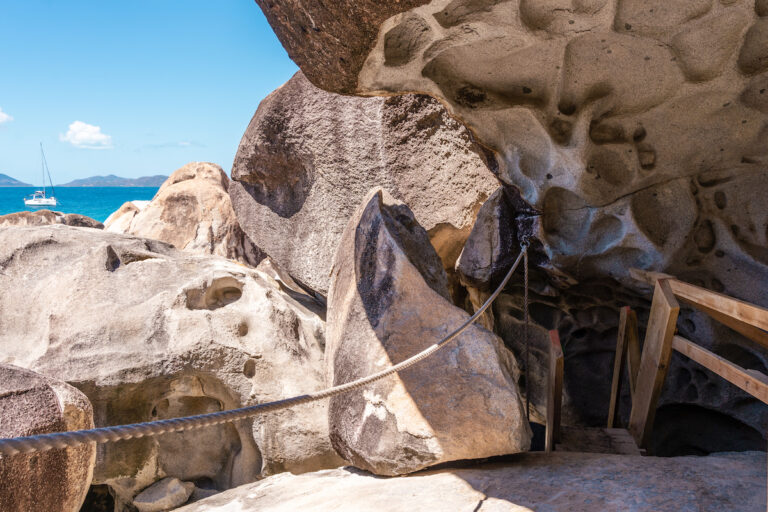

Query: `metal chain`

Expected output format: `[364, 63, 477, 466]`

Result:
[0, 245, 528, 457]
[522, 237, 530, 421]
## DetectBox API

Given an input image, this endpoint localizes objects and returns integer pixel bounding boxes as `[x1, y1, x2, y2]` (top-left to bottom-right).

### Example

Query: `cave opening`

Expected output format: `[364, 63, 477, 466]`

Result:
[650, 403, 766, 457]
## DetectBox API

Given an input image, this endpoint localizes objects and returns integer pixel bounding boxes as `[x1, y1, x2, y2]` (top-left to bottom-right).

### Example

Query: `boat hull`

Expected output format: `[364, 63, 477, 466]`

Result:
[24, 198, 58, 207]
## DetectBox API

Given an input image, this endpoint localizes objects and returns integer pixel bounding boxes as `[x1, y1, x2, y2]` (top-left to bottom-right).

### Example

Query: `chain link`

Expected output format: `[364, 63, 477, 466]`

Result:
[0, 245, 529, 456]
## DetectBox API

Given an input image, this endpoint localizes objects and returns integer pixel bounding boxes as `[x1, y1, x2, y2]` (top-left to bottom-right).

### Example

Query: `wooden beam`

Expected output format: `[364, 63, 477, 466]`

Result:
[625, 310, 641, 397]
[668, 280, 768, 332]
[545, 330, 564, 452]
[629, 268, 675, 286]
[629, 267, 768, 335]
[675, 293, 768, 350]
[608, 307, 630, 428]
[629, 279, 680, 449]
[672, 335, 768, 404]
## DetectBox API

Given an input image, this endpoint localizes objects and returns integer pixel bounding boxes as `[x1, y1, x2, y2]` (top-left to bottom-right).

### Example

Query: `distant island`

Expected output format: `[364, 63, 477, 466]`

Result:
[0, 173, 32, 187]
[0, 172, 167, 187]
[58, 174, 168, 187]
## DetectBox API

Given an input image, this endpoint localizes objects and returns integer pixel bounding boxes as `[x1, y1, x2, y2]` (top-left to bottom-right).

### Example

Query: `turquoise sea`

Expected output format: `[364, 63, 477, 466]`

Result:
[0, 187, 160, 223]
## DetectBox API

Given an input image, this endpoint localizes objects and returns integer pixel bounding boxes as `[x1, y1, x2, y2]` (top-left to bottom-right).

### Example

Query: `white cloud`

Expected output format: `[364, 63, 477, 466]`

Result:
[60, 121, 113, 149]
[0, 108, 13, 124]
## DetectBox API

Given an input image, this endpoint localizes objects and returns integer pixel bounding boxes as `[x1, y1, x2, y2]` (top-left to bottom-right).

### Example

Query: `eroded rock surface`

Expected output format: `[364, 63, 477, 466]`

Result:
[106, 162, 263, 267]
[0, 364, 96, 512]
[179, 451, 766, 512]
[325, 189, 530, 475]
[230, 71, 498, 295]
[0, 225, 342, 510]
[254, 0, 431, 93]
[0, 209, 103, 229]
[255, 0, 768, 446]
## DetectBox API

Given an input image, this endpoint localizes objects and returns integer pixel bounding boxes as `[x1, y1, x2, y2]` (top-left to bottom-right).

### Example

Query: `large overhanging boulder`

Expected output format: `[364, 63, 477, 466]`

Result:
[254, 0, 432, 94]
[230, 71, 498, 296]
[254, 0, 768, 445]
[325, 189, 531, 476]
[0, 364, 96, 512]
[106, 162, 264, 267]
[0, 225, 342, 510]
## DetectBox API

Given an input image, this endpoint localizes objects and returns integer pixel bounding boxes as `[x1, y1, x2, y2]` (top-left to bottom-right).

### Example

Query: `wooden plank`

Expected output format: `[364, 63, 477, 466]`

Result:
[557, 427, 642, 455]
[680, 299, 768, 350]
[668, 280, 768, 333]
[625, 310, 641, 397]
[545, 330, 564, 452]
[607, 307, 630, 428]
[629, 267, 768, 335]
[672, 335, 768, 404]
[628, 279, 680, 449]
[629, 268, 675, 286]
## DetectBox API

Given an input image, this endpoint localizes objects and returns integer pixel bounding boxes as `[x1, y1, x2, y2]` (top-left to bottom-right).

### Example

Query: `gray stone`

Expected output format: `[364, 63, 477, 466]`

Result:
[106, 162, 264, 267]
[178, 451, 766, 512]
[739, 19, 768, 75]
[0, 209, 103, 229]
[0, 364, 96, 512]
[133, 477, 194, 512]
[0, 225, 342, 510]
[230, 72, 498, 296]
[254, 0, 431, 93]
[325, 189, 530, 476]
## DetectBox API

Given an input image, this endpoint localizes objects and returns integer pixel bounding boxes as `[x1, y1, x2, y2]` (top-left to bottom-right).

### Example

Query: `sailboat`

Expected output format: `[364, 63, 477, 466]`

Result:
[24, 143, 58, 207]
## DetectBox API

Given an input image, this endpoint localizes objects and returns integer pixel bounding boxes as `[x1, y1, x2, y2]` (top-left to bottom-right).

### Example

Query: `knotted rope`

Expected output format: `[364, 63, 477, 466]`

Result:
[0, 245, 528, 456]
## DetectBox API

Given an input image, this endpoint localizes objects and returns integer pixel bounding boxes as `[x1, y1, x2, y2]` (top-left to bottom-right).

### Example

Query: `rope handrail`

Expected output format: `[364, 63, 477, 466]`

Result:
[0, 245, 527, 456]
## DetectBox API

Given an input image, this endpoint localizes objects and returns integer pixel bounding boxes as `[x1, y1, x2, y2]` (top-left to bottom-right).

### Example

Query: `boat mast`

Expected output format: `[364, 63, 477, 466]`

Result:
[40, 143, 55, 198]
[40, 143, 46, 196]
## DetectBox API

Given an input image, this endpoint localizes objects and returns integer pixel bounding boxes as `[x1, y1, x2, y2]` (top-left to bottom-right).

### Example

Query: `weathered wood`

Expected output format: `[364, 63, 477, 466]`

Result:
[545, 330, 564, 453]
[626, 310, 641, 397]
[608, 307, 630, 428]
[628, 279, 680, 449]
[681, 300, 768, 350]
[672, 335, 768, 404]
[668, 280, 768, 333]
[629, 268, 675, 286]
[557, 426, 643, 455]
[629, 267, 768, 336]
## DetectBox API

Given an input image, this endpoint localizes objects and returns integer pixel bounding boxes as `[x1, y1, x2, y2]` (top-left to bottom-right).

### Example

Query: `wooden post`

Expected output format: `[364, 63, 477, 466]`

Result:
[626, 311, 641, 397]
[607, 307, 630, 428]
[545, 330, 564, 452]
[628, 279, 679, 449]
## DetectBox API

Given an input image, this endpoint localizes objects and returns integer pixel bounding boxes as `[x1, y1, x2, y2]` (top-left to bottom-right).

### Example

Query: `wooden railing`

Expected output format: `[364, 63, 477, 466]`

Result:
[613, 269, 768, 450]
[545, 330, 563, 452]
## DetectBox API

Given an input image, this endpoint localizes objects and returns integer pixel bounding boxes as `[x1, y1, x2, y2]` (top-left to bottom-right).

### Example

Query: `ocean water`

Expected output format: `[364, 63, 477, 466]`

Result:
[0, 187, 160, 223]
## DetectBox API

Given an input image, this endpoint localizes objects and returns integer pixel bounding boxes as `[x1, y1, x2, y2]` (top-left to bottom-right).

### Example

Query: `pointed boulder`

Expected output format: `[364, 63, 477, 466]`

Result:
[326, 189, 531, 476]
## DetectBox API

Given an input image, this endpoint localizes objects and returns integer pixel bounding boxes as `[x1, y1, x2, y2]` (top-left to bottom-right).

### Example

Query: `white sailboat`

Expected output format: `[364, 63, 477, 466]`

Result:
[24, 144, 58, 207]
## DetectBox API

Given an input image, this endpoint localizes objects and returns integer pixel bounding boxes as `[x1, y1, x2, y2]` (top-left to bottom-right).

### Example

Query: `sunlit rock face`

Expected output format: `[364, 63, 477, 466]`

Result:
[254, 0, 768, 450]
[106, 162, 264, 267]
[326, 189, 530, 475]
[230, 71, 499, 296]
[0, 225, 342, 511]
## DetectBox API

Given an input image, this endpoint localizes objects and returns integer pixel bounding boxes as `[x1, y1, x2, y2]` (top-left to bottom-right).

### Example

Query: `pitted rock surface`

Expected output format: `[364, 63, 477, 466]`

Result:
[230, 71, 498, 296]
[255, 0, 432, 93]
[0, 225, 342, 511]
[0, 364, 96, 512]
[254, 0, 768, 445]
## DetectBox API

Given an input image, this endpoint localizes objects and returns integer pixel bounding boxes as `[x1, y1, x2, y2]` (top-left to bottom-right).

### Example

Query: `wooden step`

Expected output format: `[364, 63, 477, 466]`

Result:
[556, 426, 644, 456]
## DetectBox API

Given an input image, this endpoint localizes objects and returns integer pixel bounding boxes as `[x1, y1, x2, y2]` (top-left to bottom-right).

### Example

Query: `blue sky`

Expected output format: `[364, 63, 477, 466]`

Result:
[0, 0, 297, 184]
